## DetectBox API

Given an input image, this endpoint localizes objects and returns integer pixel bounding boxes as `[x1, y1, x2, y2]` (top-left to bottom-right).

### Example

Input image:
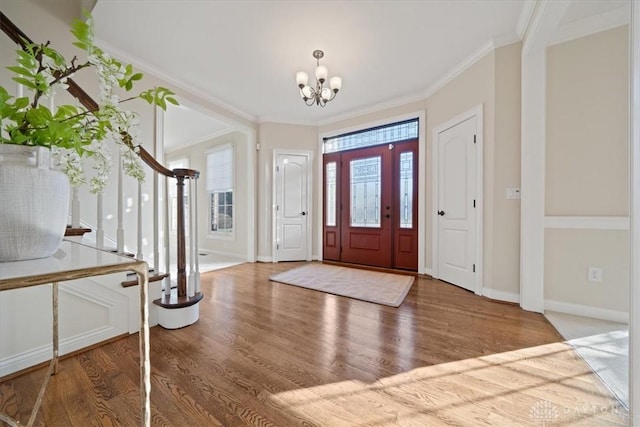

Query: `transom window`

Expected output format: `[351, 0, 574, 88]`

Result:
[323, 118, 418, 154]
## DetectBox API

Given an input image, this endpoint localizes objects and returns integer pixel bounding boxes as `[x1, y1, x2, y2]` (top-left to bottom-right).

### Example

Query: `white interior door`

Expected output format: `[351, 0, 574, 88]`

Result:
[275, 152, 310, 261]
[436, 117, 477, 292]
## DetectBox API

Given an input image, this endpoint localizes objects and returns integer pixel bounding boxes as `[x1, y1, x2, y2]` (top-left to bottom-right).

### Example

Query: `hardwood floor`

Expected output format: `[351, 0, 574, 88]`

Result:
[0, 262, 628, 426]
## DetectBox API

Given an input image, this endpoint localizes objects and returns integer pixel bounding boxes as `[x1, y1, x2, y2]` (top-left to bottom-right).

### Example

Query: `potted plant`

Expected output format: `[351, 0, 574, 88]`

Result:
[0, 13, 177, 261]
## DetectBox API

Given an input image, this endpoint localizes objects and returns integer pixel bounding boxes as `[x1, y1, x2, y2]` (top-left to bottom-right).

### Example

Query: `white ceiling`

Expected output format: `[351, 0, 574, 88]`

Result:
[91, 0, 529, 126]
[90, 0, 628, 149]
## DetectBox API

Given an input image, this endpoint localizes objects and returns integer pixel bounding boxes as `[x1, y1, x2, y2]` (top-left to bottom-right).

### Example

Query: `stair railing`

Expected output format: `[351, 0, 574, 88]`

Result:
[1, 11, 202, 311]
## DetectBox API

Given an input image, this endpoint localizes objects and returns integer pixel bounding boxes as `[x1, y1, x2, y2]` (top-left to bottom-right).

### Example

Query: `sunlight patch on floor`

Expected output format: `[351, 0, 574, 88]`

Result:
[270, 342, 628, 426]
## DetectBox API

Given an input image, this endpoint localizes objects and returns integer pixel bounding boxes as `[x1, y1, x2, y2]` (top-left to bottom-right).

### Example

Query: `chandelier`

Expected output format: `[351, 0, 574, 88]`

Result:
[296, 50, 342, 107]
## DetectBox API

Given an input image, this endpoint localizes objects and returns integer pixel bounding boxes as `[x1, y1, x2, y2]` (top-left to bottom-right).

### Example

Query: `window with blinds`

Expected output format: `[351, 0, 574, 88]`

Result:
[206, 144, 234, 235]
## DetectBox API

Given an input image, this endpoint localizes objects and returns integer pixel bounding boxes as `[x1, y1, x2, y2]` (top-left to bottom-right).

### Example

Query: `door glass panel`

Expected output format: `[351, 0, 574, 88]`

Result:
[350, 156, 381, 228]
[399, 151, 413, 228]
[325, 161, 337, 226]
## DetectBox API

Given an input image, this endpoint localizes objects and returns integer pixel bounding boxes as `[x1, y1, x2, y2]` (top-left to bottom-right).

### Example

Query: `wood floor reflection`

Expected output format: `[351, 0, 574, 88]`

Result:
[0, 261, 628, 426]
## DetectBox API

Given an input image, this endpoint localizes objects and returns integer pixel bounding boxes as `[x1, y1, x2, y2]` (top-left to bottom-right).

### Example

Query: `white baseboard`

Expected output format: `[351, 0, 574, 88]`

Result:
[483, 288, 520, 304]
[0, 325, 120, 377]
[198, 248, 246, 261]
[256, 256, 273, 263]
[424, 268, 433, 277]
[544, 299, 629, 323]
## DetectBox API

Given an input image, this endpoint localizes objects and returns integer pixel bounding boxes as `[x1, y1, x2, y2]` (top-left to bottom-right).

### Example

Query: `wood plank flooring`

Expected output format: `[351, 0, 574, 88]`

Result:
[0, 261, 628, 426]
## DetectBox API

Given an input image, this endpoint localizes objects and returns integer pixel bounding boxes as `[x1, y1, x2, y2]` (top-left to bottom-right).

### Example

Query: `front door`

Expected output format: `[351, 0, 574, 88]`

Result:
[436, 117, 476, 291]
[340, 145, 393, 267]
[275, 152, 310, 261]
[323, 140, 418, 270]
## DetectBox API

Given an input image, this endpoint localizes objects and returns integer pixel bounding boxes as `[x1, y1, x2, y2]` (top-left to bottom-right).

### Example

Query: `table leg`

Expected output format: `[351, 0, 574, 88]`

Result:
[53, 281, 59, 375]
[136, 267, 150, 427]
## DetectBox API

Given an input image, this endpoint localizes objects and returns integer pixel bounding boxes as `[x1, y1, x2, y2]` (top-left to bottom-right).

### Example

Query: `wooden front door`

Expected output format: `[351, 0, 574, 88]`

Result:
[323, 139, 418, 270]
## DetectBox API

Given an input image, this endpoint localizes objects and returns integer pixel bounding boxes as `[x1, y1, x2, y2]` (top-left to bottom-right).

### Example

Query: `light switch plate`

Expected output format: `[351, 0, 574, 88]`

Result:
[506, 187, 521, 199]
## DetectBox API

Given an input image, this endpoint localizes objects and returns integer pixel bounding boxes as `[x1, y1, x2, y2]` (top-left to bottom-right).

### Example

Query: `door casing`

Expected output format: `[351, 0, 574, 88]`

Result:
[272, 149, 313, 262]
[317, 110, 427, 274]
[432, 105, 483, 295]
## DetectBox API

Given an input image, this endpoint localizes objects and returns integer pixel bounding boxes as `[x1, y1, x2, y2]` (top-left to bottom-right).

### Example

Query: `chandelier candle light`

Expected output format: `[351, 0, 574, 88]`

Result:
[296, 50, 342, 107]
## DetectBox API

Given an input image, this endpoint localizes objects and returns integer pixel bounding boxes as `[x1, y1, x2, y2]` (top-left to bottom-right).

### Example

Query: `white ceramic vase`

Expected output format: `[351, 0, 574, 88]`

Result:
[0, 144, 70, 261]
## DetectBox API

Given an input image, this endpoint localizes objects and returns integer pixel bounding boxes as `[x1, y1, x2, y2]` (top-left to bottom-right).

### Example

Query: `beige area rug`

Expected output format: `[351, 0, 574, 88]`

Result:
[269, 263, 414, 307]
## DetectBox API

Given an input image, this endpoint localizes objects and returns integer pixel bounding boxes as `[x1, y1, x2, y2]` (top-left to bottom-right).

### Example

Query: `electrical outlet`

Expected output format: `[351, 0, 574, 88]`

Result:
[588, 267, 603, 283]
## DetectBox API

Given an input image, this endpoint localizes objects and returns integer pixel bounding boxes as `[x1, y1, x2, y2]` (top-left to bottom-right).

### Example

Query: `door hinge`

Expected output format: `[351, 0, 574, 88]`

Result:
[276, 165, 280, 172]
[340, 246, 343, 253]
[473, 264, 476, 273]
[473, 199, 476, 208]
[473, 134, 477, 144]
[277, 243, 280, 250]
[276, 205, 279, 211]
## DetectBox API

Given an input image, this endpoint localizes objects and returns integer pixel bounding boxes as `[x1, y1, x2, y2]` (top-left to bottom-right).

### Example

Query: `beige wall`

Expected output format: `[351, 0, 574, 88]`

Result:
[492, 42, 522, 294]
[544, 26, 630, 313]
[166, 131, 250, 259]
[426, 51, 498, 289]
[545, 229, 629, 313]
[257, 122, 318, 260]
[546, 26, 629, 216]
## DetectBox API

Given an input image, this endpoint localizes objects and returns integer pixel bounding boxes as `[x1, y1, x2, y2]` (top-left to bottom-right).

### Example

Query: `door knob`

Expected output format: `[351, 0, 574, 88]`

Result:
[438, 210, 445, 216]
[300, 211, 307, 216]
[384, 214, 391, 219]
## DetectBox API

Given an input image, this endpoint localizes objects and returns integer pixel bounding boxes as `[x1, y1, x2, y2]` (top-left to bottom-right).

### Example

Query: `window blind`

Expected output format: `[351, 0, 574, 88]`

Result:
[206, 145, 233, 192]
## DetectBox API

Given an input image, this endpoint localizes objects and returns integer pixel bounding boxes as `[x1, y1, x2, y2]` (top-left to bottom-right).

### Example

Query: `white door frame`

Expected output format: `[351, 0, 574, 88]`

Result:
[630, 0, 639, 419]
[272, 149, 313, 263]
[432, 104, 483, 295]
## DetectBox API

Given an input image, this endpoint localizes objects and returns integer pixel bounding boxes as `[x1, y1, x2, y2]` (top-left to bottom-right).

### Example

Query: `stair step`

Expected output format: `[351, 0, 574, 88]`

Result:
[110, 250, 136, 258]
[121, 272, 170, 288]
[64, 226, 92, 237]
[153, 288, 203, 309]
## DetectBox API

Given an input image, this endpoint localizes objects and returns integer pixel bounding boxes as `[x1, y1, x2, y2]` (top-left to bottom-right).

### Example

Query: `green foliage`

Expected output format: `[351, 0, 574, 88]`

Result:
[0, 11, 180, 192]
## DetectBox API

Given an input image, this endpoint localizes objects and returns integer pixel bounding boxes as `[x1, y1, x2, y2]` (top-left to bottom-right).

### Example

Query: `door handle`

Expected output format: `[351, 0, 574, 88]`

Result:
[438, 210, 445, 216]
[300, 211, 306, 216]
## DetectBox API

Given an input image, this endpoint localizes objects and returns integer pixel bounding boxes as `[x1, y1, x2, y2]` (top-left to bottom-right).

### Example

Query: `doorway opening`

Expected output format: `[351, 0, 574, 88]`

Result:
[322, 119, 419, 271]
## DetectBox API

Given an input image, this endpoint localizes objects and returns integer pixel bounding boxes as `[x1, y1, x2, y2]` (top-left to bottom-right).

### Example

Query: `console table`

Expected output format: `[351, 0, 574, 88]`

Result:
[0, 241, 150, 427]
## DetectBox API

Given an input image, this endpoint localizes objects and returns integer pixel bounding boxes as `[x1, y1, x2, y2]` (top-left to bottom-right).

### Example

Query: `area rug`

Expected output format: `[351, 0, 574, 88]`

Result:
[269, 263, 414, 307]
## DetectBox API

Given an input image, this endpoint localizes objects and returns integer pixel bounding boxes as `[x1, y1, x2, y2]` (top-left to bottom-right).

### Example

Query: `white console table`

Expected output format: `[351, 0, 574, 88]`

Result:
[0, 241, 150, 427]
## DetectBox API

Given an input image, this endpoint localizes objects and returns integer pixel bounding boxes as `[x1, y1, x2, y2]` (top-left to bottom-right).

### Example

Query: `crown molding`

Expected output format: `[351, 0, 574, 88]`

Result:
[94, 38, 257, 124]
[549, 5, 630, 47]
[315, 92, 427, 127]
[517, 0, 537, 40]
[424, 40, 495, 99]
[165, 128, 235, 154]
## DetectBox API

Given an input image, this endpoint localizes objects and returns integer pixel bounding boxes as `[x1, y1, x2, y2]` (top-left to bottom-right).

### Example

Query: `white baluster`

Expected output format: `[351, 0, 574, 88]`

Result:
[193, 177, 201, 294]
[164, 175, 171, 296]
[136, 180, 143, 260]
[117, 150, 124, 253]
[96, 193, 104, 249]
[188, 177, 195, 298]
[71, 187, 80, 228]
[153, 107, 160, 273]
